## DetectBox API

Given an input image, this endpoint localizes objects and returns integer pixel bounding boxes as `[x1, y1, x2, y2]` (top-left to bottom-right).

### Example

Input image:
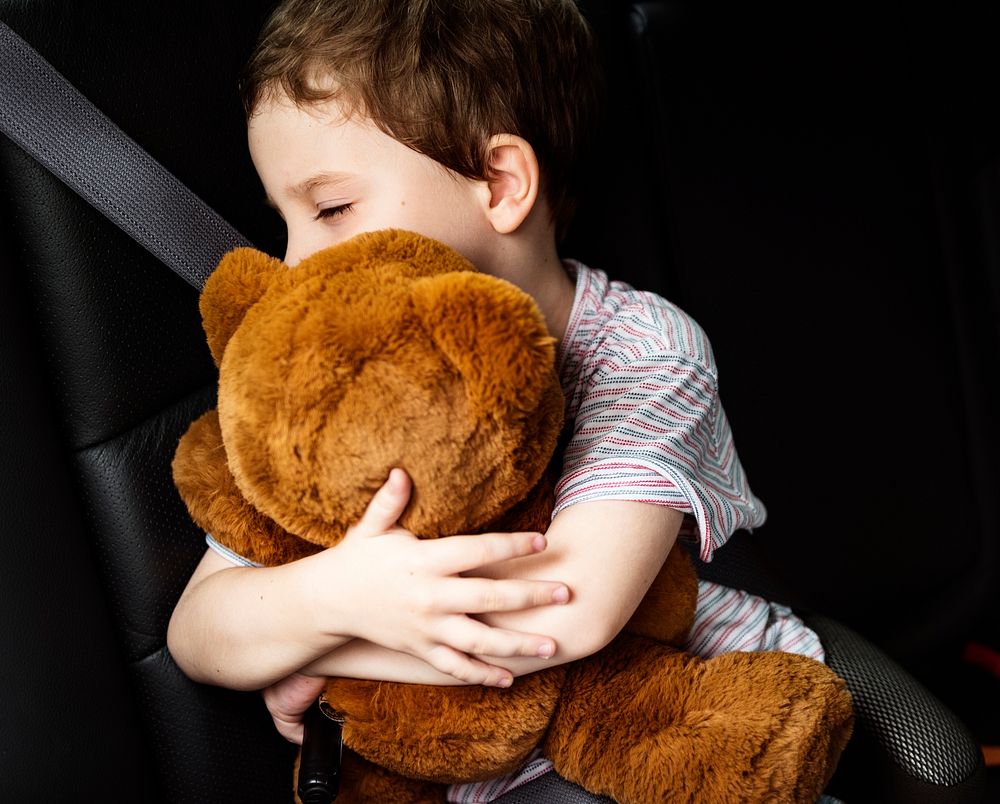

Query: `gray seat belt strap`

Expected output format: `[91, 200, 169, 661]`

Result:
[0, 20, 252, 290]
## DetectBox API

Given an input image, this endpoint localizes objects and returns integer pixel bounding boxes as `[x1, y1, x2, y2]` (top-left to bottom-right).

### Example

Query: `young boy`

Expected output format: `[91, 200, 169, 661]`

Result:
[167, 0, 824, 799]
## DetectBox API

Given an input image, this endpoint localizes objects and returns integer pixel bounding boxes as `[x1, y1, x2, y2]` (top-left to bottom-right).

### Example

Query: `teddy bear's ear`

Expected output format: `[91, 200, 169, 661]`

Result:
[409, 272, 558, 414]
[200, 247, 285, 366]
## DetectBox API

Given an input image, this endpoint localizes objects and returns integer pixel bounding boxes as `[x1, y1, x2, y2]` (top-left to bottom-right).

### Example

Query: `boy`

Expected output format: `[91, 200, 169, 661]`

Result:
[167, 0, 823, 798]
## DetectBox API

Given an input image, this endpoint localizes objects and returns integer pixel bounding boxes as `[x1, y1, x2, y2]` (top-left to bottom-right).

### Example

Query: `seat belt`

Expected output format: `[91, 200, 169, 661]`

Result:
[0, 19, 251, 290]
[0, 19, 343, 803]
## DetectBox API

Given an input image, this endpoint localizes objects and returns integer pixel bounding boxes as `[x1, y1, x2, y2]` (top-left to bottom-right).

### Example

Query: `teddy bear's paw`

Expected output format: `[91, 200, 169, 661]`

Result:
[544, 637, 853, 803]
[172, 410, 257, 541]
[172, 409, 324, 567]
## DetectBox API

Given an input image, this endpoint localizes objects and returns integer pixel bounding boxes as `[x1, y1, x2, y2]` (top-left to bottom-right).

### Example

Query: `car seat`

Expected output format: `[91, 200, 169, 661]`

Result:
[0, 1, 989, 801]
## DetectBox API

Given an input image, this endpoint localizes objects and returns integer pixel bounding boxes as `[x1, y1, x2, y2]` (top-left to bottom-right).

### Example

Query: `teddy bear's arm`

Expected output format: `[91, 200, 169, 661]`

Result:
[172, 409, 320, 567]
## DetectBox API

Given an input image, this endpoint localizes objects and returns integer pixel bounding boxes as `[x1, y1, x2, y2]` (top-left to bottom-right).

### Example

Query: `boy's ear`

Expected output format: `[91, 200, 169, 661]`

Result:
[481, 134, 541, 234]
[200, 247, 284, 366]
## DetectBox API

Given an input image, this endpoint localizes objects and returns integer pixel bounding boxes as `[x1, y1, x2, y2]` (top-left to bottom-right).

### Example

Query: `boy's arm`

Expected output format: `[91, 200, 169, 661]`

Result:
[483, 500, 684, 674]
[259, 496, 681, 745]
[301, 498, 683, 681]
[478, 498, 684, 667]
[166, 469, 571, 690]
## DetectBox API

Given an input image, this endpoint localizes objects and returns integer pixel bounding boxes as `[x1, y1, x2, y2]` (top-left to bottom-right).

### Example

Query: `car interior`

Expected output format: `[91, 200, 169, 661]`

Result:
[2, 1, 998, 802]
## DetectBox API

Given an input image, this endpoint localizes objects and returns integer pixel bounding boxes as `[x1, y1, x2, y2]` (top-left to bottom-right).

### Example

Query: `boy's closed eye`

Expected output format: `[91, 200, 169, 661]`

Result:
[315, 203, 354, 221]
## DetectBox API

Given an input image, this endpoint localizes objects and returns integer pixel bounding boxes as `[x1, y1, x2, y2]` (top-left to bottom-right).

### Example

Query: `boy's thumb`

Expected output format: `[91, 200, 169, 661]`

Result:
[354, 468, 411, 535]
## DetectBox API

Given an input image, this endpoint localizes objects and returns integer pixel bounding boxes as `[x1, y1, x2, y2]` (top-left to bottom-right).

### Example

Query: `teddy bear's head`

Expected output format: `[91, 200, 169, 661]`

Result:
[201, 229, 564, 547]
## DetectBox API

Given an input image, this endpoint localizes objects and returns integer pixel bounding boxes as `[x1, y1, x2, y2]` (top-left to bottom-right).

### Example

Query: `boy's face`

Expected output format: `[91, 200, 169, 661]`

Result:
[249, 95, 495, 268]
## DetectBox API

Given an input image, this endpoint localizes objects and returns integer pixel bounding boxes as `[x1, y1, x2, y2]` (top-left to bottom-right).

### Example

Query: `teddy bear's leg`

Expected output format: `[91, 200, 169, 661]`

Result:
[294, 747, 447, 804]
[543, 635, 853, 804]
[321, 672, 563, 784]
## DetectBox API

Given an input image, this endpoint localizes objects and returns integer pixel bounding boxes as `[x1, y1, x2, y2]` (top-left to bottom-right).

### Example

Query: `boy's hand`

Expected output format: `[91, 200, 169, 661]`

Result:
[262, 672, 327, 744]
[311, 468, 569, 687]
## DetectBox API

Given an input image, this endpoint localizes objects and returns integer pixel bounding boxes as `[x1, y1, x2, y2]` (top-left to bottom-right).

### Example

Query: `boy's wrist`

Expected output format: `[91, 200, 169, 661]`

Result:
[296, 548, 358, 646]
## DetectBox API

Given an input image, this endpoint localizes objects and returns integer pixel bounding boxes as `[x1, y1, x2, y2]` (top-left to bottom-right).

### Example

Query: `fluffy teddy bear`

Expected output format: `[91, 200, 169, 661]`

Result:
[172, 229, 854, 803]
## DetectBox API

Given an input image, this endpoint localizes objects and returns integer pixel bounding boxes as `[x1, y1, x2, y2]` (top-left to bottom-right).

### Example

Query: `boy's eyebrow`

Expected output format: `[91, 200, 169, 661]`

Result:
[286, 170, 356, 198]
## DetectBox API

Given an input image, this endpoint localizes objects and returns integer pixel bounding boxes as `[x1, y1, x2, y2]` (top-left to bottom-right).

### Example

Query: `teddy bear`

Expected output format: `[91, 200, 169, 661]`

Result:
[172, 228, 854, 803]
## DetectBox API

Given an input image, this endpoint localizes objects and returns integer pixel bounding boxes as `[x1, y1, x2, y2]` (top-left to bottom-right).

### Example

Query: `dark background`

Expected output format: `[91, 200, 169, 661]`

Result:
[566, 0, 1000, 783]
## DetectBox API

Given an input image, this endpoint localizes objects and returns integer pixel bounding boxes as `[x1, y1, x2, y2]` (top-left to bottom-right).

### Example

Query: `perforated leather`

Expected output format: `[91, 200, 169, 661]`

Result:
[0, 1, 286, 798]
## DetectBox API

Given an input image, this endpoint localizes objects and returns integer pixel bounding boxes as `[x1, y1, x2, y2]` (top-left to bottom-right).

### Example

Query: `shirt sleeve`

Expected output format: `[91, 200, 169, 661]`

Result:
[553, 353, 765, 562]
[205, 532, 263, 567]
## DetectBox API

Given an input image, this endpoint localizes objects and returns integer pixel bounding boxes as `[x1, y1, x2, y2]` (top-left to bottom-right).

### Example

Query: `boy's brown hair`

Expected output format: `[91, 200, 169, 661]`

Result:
[241, 0, 603, 239]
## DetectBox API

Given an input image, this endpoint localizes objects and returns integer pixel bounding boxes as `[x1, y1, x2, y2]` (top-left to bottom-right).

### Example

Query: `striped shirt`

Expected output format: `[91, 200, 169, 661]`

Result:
[446, 262, 823, 803]
[553, 260, 765, 561]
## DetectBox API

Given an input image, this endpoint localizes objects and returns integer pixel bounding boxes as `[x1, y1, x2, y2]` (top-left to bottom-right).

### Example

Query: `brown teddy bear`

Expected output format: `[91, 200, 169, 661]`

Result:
[172, 229, 854, 803]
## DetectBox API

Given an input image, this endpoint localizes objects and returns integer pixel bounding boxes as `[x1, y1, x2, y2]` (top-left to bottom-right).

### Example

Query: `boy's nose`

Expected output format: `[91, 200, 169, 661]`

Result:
[283, 234, 304, 267]
[283, 224, 345, 267]
[283, 224, 313, 267]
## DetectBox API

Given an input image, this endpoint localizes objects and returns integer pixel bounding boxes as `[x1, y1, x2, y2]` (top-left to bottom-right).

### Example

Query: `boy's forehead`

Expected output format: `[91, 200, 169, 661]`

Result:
[249, 98, 380, 187]
[249, 95, 348, 141]
[250, 87, 360, 132]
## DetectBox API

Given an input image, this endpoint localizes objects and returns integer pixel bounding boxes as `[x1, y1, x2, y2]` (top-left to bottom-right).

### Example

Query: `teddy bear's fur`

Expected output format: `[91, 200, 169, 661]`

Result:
[173, 229, 854, 803]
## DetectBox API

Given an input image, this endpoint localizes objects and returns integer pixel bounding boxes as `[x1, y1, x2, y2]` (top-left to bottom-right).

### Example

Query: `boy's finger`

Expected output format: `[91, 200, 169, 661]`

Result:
[428, 530, 548, 574]
[271, 714, 305, 745]
[352, 468, 411, 536]
[262, 673, 326, 745]
[424, 645, 514, 688]
[438, 577, 570, 614]
[279, 673, 328, 712]
[440, 616, 558, 661]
